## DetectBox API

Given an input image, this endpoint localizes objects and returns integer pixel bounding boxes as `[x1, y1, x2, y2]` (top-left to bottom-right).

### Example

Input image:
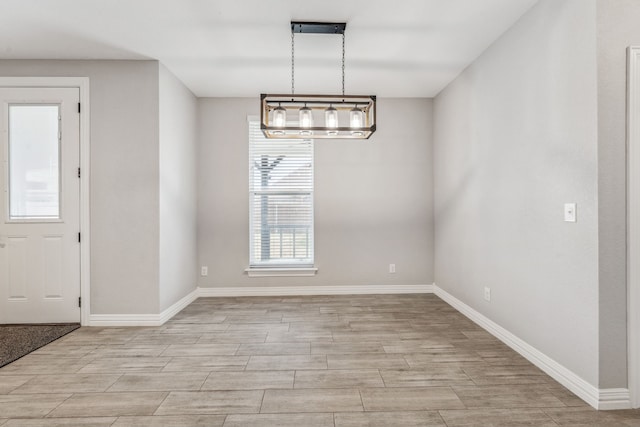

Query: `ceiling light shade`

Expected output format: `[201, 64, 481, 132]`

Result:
[260, 21, 377, 140]
[325, 106, 339, 136]
[350, 106, 364, 128]
[350, 106, 366, 136]
[325, 106, 338, 129]
[272, 105, 286, 128]
[261, 94, 376, 139]
[299, 105, 313, 128]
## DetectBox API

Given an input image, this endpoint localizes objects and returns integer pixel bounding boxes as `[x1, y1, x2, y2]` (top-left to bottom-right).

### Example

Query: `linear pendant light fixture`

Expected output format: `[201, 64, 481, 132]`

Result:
[261, 21, 377, 139]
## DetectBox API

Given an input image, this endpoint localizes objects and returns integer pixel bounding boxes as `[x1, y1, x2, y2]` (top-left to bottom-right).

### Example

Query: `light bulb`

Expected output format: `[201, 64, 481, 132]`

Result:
[272, 106, 286, 127]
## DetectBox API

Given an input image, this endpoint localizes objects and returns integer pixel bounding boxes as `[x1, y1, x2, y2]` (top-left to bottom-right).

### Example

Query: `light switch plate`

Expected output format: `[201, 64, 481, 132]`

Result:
[564, 203, 577, 222]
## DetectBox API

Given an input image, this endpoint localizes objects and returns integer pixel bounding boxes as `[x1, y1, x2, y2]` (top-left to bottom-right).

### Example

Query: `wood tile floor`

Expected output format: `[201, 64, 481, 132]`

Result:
[1, 294, 639, 426]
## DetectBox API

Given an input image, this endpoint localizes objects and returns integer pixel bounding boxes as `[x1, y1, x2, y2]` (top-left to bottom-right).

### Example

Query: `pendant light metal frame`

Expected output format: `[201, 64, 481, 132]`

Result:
[260, 22, 377, 139]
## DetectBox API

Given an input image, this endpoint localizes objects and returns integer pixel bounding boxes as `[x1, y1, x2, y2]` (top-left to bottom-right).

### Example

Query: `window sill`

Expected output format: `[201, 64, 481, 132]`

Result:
[245, 267, 318, 277]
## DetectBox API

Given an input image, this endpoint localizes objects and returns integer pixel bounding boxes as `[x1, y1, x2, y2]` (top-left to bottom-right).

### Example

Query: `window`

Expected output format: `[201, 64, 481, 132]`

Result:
[249, 120, 314, 267]
[8, 104, 61, 219]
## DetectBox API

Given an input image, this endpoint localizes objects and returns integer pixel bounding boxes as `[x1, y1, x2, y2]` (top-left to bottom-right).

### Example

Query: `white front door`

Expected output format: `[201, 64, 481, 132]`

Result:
[0, 87, 80, 323]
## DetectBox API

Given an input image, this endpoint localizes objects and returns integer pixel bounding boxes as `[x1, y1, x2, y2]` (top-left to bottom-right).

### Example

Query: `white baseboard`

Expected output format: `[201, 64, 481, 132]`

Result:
[598, 388, 632, 410]
[197, 283, 434, 297]
[433, 284, 631, 410]
[88, 313, 164, 327]
[88, 288, 198, 327]
[86, 284, 431, 326]
[158, 288, 200, 324]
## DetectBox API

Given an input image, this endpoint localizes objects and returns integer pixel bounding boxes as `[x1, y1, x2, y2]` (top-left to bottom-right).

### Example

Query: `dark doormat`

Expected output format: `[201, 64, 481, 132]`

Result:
[0, 323, 80, 368]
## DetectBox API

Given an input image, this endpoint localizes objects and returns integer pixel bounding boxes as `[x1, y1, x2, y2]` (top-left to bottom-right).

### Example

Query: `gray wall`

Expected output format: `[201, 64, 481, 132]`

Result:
[197, 98, 434, 288]
[159, 64, 198, 311]
[434, 0, 600, 385]
[596, 0, 640, 389]
[0, 60, 161, 315]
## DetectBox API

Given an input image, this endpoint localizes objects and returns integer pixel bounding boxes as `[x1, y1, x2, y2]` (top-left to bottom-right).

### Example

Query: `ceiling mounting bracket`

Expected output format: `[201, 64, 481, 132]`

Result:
[291, 21, 346, 34]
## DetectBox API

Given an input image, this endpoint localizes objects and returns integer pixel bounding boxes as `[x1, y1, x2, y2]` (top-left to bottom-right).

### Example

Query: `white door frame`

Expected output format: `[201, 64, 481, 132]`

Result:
[627, 47, 640, 409]
[0, 77, 90, 326]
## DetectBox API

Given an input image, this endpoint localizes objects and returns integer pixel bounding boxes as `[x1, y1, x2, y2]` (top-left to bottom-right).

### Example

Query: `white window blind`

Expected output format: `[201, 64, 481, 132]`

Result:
[249, 121, 314, 267]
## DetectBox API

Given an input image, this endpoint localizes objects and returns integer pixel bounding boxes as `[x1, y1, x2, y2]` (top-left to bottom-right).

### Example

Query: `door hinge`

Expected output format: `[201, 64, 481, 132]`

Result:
[78, 232, 81, 243]
[78, 297, 81, 308]
[78, 167, 81, 178]
[78, 102, 81, 113]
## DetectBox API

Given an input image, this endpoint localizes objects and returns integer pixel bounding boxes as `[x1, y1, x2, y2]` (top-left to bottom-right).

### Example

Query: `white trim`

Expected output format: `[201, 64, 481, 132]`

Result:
[599, 389, 632, 411]
[433, 285, 631, 410]
[88, 313, 166, 327]
[88, 288, 198, 327]
[627, 46, 640, 409]
[198, 284, 434, 297]
[245, 267, 318, 277]
[158, 288, 200, 324]
[85, 285, 432, 325]
[0, 77, 91, 326]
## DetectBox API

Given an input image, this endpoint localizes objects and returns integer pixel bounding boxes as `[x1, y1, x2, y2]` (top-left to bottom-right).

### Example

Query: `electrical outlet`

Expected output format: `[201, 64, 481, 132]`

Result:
[389, 264, 396, 274]
[201, 266, 208, 277]
[484, 287, 491, 302]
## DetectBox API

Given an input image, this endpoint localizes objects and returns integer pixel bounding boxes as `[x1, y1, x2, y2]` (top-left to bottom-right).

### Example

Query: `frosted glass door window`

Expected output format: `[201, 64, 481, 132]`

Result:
[9, 105, 61, 219]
